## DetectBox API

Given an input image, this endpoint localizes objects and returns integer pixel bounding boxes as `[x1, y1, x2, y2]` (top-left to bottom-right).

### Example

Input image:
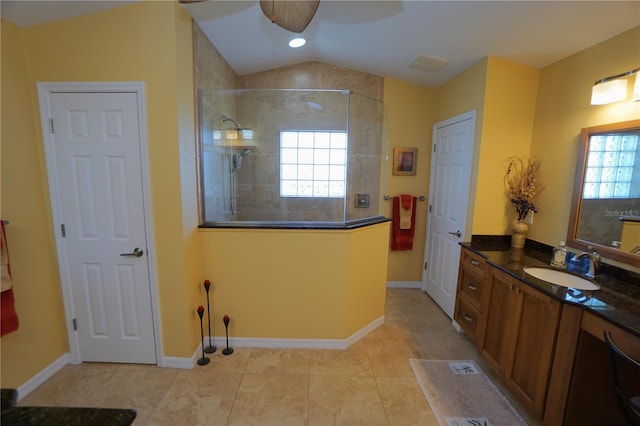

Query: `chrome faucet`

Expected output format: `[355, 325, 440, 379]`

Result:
[573, 248, 601, 278]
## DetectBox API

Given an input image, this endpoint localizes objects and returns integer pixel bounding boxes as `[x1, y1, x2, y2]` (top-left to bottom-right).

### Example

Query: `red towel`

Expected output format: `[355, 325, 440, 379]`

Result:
[391, 196, 417, 250]
[400, 194, 412, 210]
[1, 221, 19, 336]
[1, 288, 19, 336]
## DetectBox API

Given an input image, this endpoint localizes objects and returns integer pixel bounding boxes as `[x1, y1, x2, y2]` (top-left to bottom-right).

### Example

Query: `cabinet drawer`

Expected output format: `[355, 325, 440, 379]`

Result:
[456, 296, 481, 340]
[458, 267, 485, 307]
[461, 248, 487, 277]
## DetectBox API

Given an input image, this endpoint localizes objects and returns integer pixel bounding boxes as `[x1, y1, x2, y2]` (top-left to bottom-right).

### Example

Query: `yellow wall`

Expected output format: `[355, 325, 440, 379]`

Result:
[435, 59, 488, 124]
[0, 20, 69, 388]
[435, 60, 488, 237]
[1, 1, 202, 390]
[475, 57, 540, 234]
[383, 78, 435, 281]
[174, 5, 205, 356]
[199, 223, 389, 339]
[21, 1, 199, 359]
[529, 26, 640, 254]
[432, 57, 540, 237]
[345, 223, 390, 334]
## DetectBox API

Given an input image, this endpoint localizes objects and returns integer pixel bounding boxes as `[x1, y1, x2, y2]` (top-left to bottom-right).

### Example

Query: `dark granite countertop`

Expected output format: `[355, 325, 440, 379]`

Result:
[1, 406, 136, 426]
[461, 236, 640, 338]
[1, 389, 136, 426]
[198, 216, 390, 230]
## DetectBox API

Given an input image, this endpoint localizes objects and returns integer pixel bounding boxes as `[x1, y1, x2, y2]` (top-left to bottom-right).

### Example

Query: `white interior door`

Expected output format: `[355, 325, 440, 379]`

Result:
[422, 111, 476, 318]
[47, 90, 156, 364]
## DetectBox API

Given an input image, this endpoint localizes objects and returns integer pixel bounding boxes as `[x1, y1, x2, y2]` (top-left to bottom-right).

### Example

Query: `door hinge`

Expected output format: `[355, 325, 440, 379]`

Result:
[433, 143, 436, 153]
[429, 204, 432, 213]
[48, 119, 55, 134]
[61, 224, 66, 237]
[72, 318, 77, 331]
[424, 262, 428, 270]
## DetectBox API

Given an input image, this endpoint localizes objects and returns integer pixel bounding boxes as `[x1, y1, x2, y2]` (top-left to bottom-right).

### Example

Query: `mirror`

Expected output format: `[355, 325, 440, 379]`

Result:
[567, 119, 640, 265]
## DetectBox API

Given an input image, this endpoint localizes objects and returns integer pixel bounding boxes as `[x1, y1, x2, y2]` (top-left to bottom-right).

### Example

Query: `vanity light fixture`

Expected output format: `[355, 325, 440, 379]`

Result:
[632, 71, 640, 102]
[289, 37, 306, 48]
[591, 67, 640, 105]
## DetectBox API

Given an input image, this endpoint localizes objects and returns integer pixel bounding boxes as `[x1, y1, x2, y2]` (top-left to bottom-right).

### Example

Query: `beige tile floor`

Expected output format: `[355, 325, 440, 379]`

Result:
[19, 289, 541, 425]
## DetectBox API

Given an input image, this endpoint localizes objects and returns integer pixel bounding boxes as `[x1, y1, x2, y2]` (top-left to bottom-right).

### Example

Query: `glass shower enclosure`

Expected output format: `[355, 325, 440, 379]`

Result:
[198, 89, 389, 226]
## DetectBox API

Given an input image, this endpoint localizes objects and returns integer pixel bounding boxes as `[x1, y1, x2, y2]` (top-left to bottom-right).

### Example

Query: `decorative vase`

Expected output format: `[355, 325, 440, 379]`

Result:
[511, 221, 528, 249]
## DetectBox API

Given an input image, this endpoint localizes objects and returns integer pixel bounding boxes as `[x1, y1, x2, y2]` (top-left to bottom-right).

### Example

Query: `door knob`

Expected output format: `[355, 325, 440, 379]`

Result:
[448, 230, 462, 238]
[120, 247, 144, 257]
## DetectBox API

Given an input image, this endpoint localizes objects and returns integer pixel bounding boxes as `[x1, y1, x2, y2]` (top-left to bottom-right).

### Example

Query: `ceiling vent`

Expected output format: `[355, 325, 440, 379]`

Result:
[408, 54, 448, 73]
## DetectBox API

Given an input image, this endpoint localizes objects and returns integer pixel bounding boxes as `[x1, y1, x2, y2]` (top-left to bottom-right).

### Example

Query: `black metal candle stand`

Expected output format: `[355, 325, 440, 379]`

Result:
[222, 315, 234, 355]
[197, 306, 210, 366]
[203, 280, 216, 354]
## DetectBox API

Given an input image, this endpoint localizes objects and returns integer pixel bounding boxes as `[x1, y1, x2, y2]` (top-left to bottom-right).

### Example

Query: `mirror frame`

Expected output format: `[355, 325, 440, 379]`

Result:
[567, 119, 640, 265]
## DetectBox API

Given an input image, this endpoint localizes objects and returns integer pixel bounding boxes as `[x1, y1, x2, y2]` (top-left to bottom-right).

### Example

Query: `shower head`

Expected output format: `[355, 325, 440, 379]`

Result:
[222, 115, 242, 130]
[222, 115, 253, 139]
[232, 149, 251, 172]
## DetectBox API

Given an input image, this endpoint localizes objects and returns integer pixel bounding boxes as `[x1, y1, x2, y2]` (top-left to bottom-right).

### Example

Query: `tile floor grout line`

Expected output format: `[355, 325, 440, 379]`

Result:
[15, 289, 542, 426]
[225, 347, 252, 426]
[367, 336, 392, 426]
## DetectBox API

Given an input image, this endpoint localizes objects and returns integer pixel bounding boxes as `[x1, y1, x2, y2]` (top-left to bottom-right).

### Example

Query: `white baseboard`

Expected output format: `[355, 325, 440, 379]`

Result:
[17, 353, 71, 402]
[212, 315, 385, 350]
[161, 354, 197, 370]
[160, 315, 386, 369]
[387, 280, 422, 289]
[19, 317, 386, 387]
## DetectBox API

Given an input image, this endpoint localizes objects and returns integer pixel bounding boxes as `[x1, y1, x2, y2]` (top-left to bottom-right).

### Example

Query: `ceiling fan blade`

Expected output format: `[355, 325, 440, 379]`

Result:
[178, 0, 206, 4]
[259, 0, 320, 33]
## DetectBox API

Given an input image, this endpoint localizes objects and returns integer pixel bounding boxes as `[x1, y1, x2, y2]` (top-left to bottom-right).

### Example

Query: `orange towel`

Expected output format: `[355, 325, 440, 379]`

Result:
[391, 196, 417, 250]
[1, 221, 18, 336]
[399, 194, 413, 229]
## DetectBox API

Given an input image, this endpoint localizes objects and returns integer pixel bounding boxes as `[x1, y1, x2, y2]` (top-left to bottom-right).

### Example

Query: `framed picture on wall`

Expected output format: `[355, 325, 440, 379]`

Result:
[392, 147, 417, 176]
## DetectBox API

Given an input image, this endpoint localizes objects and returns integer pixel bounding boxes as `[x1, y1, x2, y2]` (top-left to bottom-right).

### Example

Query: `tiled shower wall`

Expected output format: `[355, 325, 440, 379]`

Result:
[578, 198, 640, 249]
[193, 24, 387, 223]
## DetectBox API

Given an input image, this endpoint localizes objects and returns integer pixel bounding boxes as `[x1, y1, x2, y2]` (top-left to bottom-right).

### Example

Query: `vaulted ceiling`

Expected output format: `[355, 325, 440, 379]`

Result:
[2, 1, 639, 88]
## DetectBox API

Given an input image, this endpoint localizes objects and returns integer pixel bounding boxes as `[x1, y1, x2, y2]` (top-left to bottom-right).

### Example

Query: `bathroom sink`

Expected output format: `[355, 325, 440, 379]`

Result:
[522, 267, 600, 291]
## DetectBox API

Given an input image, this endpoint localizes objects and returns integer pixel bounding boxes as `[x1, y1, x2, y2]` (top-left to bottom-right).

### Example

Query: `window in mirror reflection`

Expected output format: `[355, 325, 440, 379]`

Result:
[584, 132, 639, 199]
[577, 128, 640, 251]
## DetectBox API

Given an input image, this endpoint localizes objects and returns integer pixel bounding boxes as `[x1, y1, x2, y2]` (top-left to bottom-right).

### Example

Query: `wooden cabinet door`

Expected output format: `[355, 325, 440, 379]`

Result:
[479, 267, 516, 376]
[504, 280, 561, 419]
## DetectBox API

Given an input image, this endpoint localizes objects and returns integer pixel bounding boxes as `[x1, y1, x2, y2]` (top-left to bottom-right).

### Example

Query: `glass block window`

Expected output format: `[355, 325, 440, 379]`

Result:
[280, 131, 347, 198]
[583, 133, 638, 199]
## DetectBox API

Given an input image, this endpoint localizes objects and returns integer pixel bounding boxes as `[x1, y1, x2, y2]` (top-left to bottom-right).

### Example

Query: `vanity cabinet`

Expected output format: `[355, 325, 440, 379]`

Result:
[479, 266, 562, 419]
[456, 243, 640, 424]
[562, 311, 640, 426]
[454, 248, 488, 343]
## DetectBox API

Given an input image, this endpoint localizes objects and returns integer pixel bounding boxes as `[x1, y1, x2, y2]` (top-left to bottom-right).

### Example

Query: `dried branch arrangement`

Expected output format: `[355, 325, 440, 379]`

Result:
[504, 156, 543, 221]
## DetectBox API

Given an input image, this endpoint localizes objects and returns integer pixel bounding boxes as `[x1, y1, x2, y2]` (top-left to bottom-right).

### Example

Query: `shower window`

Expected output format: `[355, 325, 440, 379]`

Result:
[280, 130, 347, 198]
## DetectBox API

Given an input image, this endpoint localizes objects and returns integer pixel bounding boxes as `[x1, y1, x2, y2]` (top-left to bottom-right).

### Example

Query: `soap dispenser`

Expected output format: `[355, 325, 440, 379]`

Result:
[551, 241, 567, 269]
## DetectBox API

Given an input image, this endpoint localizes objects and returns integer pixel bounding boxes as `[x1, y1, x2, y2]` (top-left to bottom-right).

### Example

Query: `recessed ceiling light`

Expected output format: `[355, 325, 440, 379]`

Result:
[289, 37, 306, 48]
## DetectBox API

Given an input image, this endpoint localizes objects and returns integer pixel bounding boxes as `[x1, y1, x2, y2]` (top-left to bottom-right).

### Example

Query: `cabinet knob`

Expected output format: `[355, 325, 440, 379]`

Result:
[470, 259, 480, 266]
[466, 283, 477, 291]
[462, 312, 474, 323]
